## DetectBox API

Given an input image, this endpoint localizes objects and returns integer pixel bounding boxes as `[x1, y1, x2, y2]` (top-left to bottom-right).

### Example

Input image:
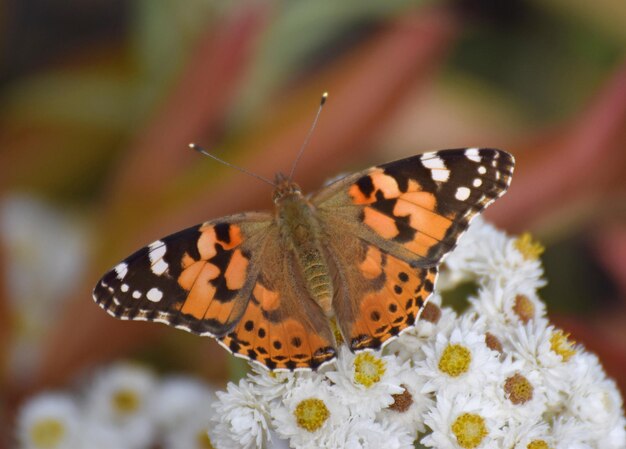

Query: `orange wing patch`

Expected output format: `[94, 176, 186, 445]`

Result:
[171, 222, 251, 329]
[179, 262, 220, 318]
[351, 170, 455, 259]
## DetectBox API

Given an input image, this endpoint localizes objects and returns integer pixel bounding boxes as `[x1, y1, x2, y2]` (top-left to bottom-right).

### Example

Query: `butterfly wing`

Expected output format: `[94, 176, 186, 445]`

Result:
[218, 227, 337, 371]
[93, 212, 272, 337]
[327, 239, 438, 351]
[314, 148, 514, 350]
[93, 212, 337, 371]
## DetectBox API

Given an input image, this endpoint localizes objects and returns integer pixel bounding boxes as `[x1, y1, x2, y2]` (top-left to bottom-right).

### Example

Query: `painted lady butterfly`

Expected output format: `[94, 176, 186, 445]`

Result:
[93, 147, 514, 371]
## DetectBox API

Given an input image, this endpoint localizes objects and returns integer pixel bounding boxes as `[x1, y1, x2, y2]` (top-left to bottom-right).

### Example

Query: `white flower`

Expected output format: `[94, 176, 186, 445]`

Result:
[562, 352, 626, 445]
[376, 365, 432, 435]
[75, 421, 133, 449]
[417, 325, 501, 397]
[330, 417, 415, 449]
[1, 195, 89, 381]
[247, 363, 310, 405]
[386, 296, 458, 363]
[84, 363, 157, 449]
[325, 348, 404, 418]
[17, 393, 81, 449]
[469, 281, 546, 332]
[151, 376, 215, 432]
[439, 218, 544, 291]
[422, 392, 502, 449]
[487, 361, 548, 425]
[550, 416, 595, 449]
[504, 319, 574, 405]
[499, 420, 551, 449]
[437, 217, 505, 288]
[597, 417, 626, 449]
[271, 376, 349, 449]
[163, 412, 216, 449]
[210, 377, 272, 449]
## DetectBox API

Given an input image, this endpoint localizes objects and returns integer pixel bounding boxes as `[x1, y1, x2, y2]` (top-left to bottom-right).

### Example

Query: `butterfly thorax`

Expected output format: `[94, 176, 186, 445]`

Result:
[273, 173, 334, 315]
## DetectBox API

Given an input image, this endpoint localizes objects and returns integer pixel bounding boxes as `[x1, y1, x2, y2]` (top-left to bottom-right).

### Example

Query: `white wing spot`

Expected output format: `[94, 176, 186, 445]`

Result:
[472, 178, 483, 187]
[113, 297, 121, 306]
[149, 240, 169, 275]
[420, 155, 446, 170]
[455, 187, 471, 201]
[478, 166, 487, 174]
[114, 263, 128, 280]
[421, 155, 449, 182]
[149, 240, 166, 262]
[132, 290, 142, 299]
[495, 171, 501, 180]
[152, 259, 169, 276]
[147, 288, 163, 303]
[431, 169, 449, 182]
[121, 284, 129, 292]
[464, 148, 481, 162]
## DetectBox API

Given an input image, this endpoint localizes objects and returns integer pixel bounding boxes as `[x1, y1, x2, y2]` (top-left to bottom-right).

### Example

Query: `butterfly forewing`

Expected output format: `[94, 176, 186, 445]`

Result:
[315, 148, 513, 351]
[93, 213, 271, 336]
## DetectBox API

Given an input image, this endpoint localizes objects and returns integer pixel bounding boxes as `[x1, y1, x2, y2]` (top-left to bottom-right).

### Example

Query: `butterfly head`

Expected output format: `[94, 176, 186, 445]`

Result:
[272, 173, 303, 204]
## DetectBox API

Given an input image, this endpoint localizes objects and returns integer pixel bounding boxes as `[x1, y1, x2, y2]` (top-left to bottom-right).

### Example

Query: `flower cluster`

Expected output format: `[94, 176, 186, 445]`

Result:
[16, 363, 217, 449]
[210, 218, 626, 449]
[17, 219, 626, 449]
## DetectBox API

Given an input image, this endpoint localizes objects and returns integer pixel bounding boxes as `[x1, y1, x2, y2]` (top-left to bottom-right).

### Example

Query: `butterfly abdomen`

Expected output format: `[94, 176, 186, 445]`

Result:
[276, 192, 334, 315]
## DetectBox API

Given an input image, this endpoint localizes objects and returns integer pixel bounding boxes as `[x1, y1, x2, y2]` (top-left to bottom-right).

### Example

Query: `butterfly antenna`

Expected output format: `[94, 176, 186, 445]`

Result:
[288, 92, 328, 180]
[189, 143, 276, 187]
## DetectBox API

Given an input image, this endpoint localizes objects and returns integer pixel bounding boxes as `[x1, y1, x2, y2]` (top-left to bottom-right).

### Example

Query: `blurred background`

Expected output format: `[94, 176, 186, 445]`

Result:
[1, 0, 625, 442]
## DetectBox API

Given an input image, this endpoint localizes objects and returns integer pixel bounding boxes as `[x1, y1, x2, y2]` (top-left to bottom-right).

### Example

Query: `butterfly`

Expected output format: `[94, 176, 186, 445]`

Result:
[93, 147, 514, 371]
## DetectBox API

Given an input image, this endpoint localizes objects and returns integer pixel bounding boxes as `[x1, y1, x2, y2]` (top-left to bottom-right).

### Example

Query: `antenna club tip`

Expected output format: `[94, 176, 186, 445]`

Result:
[188, 143, 197, 149]
[321, 92, 328, 105]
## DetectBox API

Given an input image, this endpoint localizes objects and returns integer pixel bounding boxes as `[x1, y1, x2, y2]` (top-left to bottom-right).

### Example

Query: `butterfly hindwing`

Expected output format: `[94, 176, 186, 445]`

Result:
[219, 228, 336, 370]
[93, 213, 271, 337]
[316, 148, 514, 351]
[326, 236, 438, 351]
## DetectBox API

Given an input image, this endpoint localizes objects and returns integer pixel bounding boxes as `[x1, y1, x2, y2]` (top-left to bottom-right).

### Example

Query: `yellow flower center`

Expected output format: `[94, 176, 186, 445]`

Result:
[30, 418, 65, 448]
[353, 352, 386, 388]
[504, 372, 534, 404]
[513, 294, 535, 323]
[514, 233, 544, 260]
[451, 413, 488, 449]
[438, 344, 471, 377]
[112, 388, 140, 414]
[550, 329, 576, 362]
[528, 440, 551, 449]
[196, 429, 215, 449]
[294, 398, 330, 432]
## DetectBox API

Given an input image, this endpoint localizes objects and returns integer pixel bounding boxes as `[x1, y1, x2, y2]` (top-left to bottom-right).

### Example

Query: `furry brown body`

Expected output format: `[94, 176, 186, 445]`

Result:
[273, 173, 334, 315]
